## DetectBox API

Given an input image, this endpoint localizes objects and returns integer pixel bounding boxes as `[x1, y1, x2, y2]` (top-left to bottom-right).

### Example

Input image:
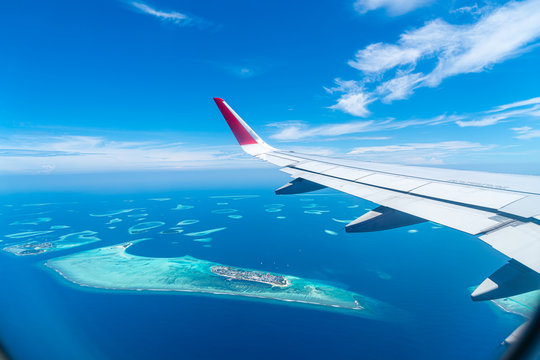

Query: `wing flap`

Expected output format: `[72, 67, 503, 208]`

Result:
[410, 182, 526, 210]
[295, 161, 338, 173]
[499, 195, 540, 218]
[480, 222, 540, 273]
[282, 167, 513, 235]
[274, 151, 540, 195]
[323, 166, 374, 181]
[380, 195, 511, 235]
[358, 173, 429, 192]
[284, 158, 531, 217]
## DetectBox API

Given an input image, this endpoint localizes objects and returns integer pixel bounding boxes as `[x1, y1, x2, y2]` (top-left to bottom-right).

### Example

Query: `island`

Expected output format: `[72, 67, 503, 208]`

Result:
[469, 286, 539, 320]
[211, 266, 289, 287]
[3, 231, 100, 256]
[45, 239, 406, 321]
[12, 242, 54, 255]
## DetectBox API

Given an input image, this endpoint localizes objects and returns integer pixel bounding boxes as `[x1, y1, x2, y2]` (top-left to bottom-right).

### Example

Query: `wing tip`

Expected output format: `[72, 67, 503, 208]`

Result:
[213, 97, 259, 146]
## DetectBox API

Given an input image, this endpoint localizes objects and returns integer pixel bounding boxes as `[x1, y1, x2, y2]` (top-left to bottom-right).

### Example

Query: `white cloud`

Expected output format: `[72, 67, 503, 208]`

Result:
[239, 68, 254, 76]
[331, 91, 373, 117]
[269, 95, 540, 142]
[456, 100, 540, 127]
[347, 141, 495, 165]
[340, 136, 391, 141]
[38, 164, 56, 174]
[131, 2, 191, 25]
[451, 4, 485, 15]
[268, 113, 461, 141]
[335, 1, 540, 115]
[0, 134, 258, 174]
[326, 79, 374, 117]
[226, 66, 257, 78]
[354, 0, 432, 15]
[269, 119, 375, 141]
[286, 146, 336, 156]
[376, 72, 424, 102]
[488, 96, 540, 113]
[512, 126, 540, 139]
[426, 1, 540, 86]
[455, 116, 505, 127]
[348, 141, 493, 154]
[348, 20, 451, 75]
[400, 156, 445, 165]
[378, 114, 461, 129]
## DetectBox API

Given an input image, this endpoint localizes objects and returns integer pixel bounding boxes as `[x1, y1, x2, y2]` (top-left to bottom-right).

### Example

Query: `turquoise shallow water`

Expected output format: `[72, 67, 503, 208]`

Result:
[46, 239, 405, 321]
[0, 190, 533, 359]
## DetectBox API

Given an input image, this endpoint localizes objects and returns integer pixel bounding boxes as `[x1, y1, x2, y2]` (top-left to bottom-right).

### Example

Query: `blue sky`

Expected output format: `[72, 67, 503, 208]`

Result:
[2, 0, 540, 177]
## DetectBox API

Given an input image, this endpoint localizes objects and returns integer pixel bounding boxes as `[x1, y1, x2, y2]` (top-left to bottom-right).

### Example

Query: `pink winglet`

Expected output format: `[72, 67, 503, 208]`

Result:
[214, 98, 258, 145]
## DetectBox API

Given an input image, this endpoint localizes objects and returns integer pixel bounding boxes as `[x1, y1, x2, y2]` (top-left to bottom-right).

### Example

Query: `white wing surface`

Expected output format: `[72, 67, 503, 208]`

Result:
[213, 98, 540, 302]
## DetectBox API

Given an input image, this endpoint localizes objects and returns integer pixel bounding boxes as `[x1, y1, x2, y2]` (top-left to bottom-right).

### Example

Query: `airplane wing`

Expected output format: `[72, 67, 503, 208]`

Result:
[213, 97, 540, 303]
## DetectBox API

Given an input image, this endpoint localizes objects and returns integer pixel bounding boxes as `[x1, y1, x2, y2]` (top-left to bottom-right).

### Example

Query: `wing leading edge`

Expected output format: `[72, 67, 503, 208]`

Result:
[213, 98, 540, 304]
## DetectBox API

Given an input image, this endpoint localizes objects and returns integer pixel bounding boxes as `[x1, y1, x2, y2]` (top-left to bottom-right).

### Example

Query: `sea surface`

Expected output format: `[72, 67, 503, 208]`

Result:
[0, 190, 530, 359]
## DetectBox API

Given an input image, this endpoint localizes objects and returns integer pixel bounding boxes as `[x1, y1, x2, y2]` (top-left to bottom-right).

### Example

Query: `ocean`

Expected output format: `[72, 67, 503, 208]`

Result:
[0, 190, 527, 359]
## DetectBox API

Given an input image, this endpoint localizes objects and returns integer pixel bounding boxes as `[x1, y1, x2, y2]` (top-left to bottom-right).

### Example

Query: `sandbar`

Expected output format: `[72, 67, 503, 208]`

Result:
[185, 227, 226, 237]
[5, 230, 54, 239]
[128, 221, 165, 234]
[90, 209, 136, 217]
[177, 220, 199, 226]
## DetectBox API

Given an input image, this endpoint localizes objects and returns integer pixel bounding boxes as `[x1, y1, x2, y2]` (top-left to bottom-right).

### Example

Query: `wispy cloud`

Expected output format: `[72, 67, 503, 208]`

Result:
[268, 114, 459, 141]
[326, 79, 374, 117]
[455, 117, 502, 127]
[286, 146, 336, 156]
[487, 96, 540, 113]
[269, 95, 540, 141]
[347, 141, 495, 165]
[348, 141, 494, 154]
[354, 0, 432, 16]
[451, 4, 479, 15]
[456, 98, 540, 127]
[512, 126, 540, 139]
[0, 134, 259, 174]
[131, 1, 192, 26]
[225, 66, 257, 78]
[269, 119, 375, 141]
[0, 149, 91, 157]
[323, 136, 391, 141]
[333, 0, 540, 116]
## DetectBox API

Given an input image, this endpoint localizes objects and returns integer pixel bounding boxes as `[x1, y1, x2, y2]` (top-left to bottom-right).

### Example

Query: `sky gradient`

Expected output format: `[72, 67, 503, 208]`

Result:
[2, 0, 540, 179]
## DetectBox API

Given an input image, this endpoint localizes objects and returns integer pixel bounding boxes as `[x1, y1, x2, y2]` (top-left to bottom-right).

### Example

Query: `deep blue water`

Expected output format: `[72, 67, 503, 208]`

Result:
[0, 190, 525, 359]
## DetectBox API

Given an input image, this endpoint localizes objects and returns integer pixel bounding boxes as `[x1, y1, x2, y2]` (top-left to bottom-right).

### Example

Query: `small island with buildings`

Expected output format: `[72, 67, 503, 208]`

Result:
[211, 265, 289, 287]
